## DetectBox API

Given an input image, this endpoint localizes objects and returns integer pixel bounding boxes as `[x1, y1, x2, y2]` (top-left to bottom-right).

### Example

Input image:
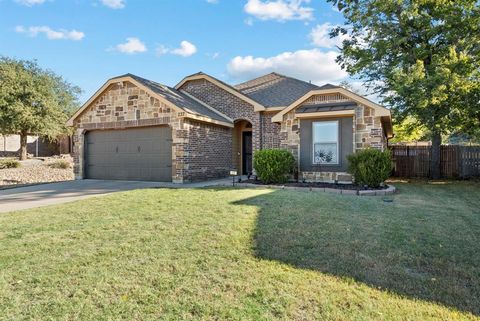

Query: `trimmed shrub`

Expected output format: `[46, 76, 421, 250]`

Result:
[48, 159, 71, 169]
[347, 148, 392, 188]
[254, 149, 296, 184]
[0, 159, 21, 169]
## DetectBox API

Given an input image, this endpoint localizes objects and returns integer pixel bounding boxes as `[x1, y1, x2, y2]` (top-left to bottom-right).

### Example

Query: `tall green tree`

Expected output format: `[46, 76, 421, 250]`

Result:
[329, 0, 480, 178]
[0, 57, 81, 160]
[390, 117, 429, 143]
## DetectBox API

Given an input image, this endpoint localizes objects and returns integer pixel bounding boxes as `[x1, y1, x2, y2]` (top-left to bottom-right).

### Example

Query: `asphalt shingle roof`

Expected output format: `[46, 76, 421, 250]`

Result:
[234, 73, 339, 107]
[114, 73, 231, 123]
[112, 72, 344, 121]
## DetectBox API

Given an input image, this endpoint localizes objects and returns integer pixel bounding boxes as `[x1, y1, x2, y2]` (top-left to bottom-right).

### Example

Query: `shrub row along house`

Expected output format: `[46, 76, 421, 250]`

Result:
[67, 72, 393, 183]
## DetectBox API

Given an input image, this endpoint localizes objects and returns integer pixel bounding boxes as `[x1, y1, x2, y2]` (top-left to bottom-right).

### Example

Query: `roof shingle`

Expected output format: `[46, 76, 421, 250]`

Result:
[116, 73, 231, 124]
[234, 72, 336, 107]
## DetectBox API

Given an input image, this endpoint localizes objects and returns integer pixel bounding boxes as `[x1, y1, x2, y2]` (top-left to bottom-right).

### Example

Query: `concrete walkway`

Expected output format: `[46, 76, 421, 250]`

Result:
[0, 177, 237, 213]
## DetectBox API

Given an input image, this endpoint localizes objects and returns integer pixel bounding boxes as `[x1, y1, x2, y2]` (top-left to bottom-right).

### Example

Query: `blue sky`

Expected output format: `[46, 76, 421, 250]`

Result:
[0, 0, 349, 103]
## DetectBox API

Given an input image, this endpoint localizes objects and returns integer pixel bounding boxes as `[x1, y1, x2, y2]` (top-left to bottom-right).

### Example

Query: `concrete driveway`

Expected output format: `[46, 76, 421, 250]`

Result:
[0, 177, 235, 213]
[0, 180, 164, 213]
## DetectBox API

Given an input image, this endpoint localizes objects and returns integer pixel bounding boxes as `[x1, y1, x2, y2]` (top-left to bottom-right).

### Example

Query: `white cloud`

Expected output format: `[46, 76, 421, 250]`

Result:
[206, 0, 218, 3]
[309, 23, 349, 48]
[227, 48, 347, 84]
[244, 0, 313, 22]
[101, 0, 125, 9]
[244, 17, 254, 26]
[15, 0, 46, 6]
[157, 40, 197, 57]
[15, 25, 85, 41]
[115, 37, 147, 54]
[172, 41, 197, 57]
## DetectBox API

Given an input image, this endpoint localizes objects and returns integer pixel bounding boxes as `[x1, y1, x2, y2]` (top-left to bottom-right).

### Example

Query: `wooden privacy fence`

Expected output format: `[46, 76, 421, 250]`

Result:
[390, 145, 480, 178]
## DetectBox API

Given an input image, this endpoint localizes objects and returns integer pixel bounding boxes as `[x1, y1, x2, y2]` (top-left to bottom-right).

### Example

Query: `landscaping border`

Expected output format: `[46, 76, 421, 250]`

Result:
[236, 182, 396, 196]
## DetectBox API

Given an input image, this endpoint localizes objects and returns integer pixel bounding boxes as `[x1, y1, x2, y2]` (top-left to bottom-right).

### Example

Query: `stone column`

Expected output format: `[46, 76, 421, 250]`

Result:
[72, 128, 86, 180]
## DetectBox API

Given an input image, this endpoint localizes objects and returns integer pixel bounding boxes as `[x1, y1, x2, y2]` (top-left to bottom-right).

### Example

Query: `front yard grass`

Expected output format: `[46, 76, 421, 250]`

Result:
[0, 181, 479, 320]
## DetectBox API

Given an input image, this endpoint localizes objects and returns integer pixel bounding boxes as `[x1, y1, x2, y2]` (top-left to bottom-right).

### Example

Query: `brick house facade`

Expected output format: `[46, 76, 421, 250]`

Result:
[68, 72, 393, 183]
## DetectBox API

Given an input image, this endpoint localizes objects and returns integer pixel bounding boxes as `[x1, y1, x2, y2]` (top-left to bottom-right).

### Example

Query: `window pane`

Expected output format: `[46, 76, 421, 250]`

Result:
[314, 143, 338, 164]
[313, 121, 338, 142]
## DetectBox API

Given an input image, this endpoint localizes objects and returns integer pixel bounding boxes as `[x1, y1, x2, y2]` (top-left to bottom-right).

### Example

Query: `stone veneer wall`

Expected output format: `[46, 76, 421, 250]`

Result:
[72, 80, 231, 182]
[354, 104, 386, 151]
[279, 93, 387, 182]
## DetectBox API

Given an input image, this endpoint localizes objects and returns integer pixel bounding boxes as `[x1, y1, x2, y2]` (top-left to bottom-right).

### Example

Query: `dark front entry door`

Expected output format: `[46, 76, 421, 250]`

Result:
[242, 131, 252, 175]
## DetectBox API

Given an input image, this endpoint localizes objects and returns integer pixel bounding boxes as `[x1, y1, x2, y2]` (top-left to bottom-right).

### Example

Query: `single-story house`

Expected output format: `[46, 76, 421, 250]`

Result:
[67, 72, 393, 183]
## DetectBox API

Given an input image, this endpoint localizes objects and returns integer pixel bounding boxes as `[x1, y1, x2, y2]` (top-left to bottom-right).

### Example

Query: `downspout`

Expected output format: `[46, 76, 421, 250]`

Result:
[297, 120, 301, 182]
[259, 112, 263, 150]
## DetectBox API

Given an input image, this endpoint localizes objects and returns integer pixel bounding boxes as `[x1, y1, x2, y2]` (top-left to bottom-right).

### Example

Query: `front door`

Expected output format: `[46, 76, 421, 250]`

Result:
[242, 131, 252, 175]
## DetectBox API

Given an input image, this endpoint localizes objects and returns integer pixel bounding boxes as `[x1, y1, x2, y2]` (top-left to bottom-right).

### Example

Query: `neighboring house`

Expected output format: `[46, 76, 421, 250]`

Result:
[0, 134, 70, 157]
[67, 72, 393, 183]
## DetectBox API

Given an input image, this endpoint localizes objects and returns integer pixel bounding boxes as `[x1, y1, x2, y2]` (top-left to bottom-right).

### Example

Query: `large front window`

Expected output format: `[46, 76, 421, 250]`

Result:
[313, 121, 339, 164]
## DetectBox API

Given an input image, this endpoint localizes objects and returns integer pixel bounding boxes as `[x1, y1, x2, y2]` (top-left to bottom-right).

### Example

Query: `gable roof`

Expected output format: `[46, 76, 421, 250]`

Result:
[270, 86, 393, 138]
[271, 86, 392, 121]
[175, 72, 265, 111]
[234, 72, 324, 108]
[67, 74, 232, 127]
[125, 74, 231, 123]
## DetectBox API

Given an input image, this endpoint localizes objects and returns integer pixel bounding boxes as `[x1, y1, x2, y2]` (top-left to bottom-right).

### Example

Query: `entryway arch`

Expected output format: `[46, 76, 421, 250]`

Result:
[233, 119, 253, 175]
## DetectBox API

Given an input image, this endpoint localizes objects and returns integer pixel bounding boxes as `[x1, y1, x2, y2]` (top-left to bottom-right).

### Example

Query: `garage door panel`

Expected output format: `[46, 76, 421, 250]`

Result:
[85, 126, 172, 182]
[86, 143, 102, 154]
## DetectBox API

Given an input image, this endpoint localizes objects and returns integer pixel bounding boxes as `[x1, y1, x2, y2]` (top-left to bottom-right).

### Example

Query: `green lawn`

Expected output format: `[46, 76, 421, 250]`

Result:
[0, 182, 479, 320]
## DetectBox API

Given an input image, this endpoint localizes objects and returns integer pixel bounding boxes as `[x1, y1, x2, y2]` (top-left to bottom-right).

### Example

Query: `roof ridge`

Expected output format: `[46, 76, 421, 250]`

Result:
[109, 73, 171, 89]
[277, 73, 323, 88]
[234, 72, 285, 89]
[235, 72, 322, 92]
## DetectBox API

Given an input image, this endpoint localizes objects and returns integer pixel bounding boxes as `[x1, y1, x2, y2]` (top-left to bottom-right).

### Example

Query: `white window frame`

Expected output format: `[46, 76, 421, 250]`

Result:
[312, 120, 339, 165]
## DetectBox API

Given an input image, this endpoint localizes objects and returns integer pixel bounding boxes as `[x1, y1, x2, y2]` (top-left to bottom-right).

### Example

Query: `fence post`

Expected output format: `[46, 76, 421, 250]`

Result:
[458, 146, 462, 178]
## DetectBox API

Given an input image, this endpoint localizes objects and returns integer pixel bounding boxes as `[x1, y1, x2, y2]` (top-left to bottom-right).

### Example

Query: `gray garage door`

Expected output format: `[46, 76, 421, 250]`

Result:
[85, 126, 172, 181]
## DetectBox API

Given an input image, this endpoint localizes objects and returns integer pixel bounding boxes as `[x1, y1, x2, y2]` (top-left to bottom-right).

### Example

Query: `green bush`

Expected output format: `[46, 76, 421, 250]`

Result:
[347, 148, 392, 188]
[0, 159, 21, 169]
[48, 159, 71, 169]
[253, 149, 296, 184]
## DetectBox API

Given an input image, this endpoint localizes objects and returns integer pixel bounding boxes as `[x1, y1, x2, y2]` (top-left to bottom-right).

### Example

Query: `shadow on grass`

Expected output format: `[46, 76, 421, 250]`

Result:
[232, 185, 480, 316]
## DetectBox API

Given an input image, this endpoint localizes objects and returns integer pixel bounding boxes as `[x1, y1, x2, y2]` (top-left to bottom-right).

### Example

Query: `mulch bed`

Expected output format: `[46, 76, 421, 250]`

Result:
[238, 179, 388, 191]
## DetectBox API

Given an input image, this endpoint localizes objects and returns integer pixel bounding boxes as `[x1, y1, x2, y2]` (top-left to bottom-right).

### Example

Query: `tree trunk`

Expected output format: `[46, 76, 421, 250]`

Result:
[19, 131, 28, 161]
[430, 131, 442, 179]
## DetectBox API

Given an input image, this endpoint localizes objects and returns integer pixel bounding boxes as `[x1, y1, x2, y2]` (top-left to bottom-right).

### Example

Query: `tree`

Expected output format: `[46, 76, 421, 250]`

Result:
[0, 57, 81, 160]
[329, 0, 480, 178]
[390, 117, 429, 143]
